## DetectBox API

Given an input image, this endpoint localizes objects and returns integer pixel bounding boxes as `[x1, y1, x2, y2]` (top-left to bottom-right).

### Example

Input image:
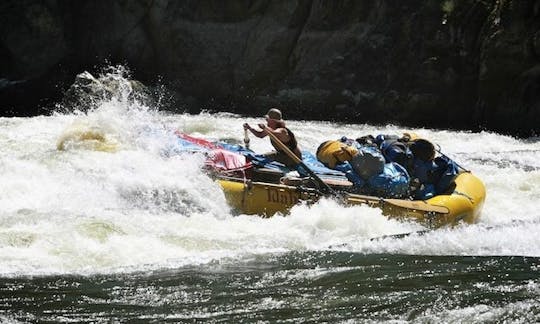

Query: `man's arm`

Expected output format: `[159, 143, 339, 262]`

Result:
[243, 123, 267, 138]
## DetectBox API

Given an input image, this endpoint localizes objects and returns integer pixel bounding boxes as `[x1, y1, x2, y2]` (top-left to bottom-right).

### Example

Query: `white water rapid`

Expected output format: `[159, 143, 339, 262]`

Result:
[0, 72, 539, 277]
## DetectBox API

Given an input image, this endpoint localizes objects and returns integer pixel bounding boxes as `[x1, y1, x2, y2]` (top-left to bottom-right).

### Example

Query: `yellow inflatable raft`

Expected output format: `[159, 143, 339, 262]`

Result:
[217, 171, 485, 228]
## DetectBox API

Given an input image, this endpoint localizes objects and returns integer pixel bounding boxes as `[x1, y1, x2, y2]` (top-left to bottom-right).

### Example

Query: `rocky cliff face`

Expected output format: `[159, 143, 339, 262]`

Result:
[1, 0, 539, 136]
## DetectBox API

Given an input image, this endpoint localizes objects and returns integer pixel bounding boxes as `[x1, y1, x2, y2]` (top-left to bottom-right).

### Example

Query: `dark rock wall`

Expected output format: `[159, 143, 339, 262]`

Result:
[1, 0, 539, 136]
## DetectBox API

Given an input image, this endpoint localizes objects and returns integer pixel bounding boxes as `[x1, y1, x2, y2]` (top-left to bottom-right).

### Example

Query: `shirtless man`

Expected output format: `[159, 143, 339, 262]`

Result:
[243, 108, 301, 167]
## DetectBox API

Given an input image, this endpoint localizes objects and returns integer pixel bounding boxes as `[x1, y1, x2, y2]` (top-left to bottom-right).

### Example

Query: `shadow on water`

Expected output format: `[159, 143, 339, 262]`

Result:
[1, 253, 539, 322]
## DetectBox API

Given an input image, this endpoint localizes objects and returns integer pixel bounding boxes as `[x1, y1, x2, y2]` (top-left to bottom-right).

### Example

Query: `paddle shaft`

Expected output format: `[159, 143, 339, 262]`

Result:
[262, 126, 335, 195]
[435, 144, 469, 172]
[243, 129, 250, 149]
[346, 194, 449, 214]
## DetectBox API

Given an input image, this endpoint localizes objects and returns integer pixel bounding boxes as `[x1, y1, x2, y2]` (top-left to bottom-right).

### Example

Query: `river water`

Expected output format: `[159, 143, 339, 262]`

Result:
[0, 73, 539, 322]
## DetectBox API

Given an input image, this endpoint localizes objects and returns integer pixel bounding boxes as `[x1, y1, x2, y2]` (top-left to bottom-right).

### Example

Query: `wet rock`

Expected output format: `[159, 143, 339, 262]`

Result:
[1, 0, 539, 135]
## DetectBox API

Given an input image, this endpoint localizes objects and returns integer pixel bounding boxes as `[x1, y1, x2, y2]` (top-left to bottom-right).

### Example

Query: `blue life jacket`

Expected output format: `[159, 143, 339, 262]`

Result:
[411, 159, 437, 183]
[410, 156, 460, 199]
[432, 156, 460, 194]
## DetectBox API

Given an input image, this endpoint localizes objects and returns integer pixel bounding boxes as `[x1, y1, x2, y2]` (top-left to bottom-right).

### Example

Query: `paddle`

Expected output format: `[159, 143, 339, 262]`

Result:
[369, 229, 431, 241]
[346, 194, 449, 214]
[262, 126, 336, 195]
[243, 129, 250, 150]
[262, 126, 449, 214]
[435, 144, 469, 172]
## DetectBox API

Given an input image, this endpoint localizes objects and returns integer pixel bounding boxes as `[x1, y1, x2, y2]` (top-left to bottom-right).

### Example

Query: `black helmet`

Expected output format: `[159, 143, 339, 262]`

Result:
[410, 139, 435, 161]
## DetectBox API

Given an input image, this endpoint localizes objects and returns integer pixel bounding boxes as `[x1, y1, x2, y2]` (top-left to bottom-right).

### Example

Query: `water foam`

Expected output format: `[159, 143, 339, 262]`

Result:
[1, 71, 539, 275]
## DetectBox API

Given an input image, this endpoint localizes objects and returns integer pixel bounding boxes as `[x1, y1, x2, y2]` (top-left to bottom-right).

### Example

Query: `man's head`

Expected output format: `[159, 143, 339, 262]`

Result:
[264, 108, 282, 121]
[264, 108, 284, 129]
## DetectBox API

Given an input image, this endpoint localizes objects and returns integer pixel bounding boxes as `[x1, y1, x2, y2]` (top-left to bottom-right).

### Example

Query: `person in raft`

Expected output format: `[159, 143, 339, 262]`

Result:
[243, 108, 302, 167]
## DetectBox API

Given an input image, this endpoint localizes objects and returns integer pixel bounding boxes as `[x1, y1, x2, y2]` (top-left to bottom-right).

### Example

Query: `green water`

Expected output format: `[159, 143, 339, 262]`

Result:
[1, 83, 539, 323]
[2, 253, 538, 322]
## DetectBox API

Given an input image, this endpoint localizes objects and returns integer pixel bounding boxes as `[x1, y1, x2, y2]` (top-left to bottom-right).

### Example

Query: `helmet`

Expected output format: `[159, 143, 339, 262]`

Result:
[410, 139, 435, 161]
